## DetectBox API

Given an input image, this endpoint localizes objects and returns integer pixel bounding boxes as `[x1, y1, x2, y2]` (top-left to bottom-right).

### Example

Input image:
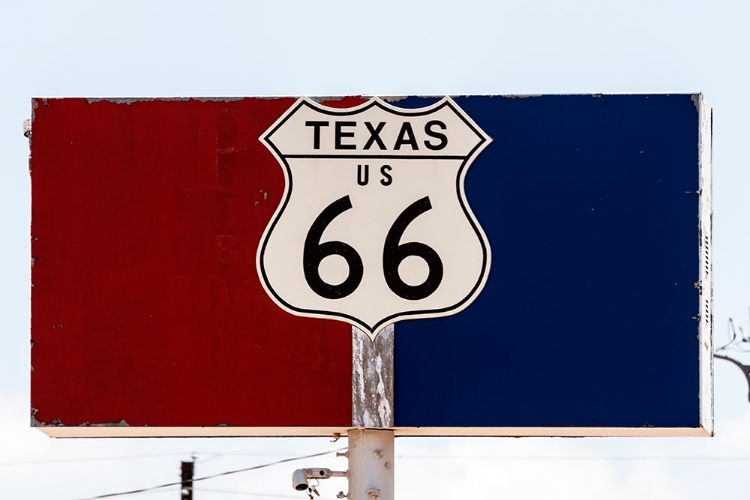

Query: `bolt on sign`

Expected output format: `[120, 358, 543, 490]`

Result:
[30, 95, 713, 437]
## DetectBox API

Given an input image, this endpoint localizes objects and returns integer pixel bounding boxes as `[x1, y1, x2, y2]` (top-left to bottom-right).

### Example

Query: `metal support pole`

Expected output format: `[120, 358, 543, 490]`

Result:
[349, 325, 395, 500]
[352, 325, 394, 428]
[347, 429, 394, 500]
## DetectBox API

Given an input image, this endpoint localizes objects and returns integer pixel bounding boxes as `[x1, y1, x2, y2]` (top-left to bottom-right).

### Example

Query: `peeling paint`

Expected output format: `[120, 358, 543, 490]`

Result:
[89, 420, 130, 427]
[352, 325, 394, 427]
[374, 355, 391, 425]
[193, 97, 247, 102]
[502, 94, 543, 99]
[30, 411, 128, 429]
[86, 97, 189, 105]
[85, 97, 252, 105]
[30, 407, 44, 427]
[30, 101, 37, 125]
[354, 334, 366, 404]
[309, 96, 349, 103]
[691, 93, 702, 112]
[696, 93, 714, 433]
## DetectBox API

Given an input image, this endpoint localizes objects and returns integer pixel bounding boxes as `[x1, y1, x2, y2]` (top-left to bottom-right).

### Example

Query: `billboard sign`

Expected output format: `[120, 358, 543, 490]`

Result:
[30, 94, 712, 437]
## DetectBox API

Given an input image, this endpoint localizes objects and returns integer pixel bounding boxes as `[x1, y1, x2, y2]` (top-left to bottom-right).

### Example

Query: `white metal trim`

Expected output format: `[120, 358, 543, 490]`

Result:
[36, 425, 712, 438]
[696, 94, 714, 436]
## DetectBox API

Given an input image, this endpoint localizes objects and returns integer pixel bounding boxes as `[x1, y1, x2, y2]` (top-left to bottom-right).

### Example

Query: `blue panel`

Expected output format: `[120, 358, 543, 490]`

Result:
[395, 95, 701, 428]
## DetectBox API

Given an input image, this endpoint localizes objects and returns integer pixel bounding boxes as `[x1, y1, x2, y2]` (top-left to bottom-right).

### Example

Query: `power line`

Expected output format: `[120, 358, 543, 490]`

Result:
[68, 447, 347, 500]
[0, 452, 197, 467]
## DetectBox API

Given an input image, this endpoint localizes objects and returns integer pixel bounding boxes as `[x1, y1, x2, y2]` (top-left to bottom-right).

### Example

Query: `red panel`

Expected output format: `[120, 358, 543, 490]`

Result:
[31, 98, 361, 428]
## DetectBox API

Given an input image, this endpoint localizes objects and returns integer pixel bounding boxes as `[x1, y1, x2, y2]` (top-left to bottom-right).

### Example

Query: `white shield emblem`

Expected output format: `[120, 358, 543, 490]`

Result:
[257, 97, 491, 338]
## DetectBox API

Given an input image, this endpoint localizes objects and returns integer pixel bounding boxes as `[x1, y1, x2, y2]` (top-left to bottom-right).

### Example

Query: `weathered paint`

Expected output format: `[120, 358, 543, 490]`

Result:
[352, 326, 394, 428]
[697, 94, 714, 433]
[30, 97, 361, 432]
[31, 95, 711, 437]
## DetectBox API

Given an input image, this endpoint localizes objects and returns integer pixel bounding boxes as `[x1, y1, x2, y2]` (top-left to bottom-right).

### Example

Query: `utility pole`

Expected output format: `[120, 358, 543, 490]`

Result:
[181, 461, 194, 500]
[290, 326, 395, 500]
[349, 326, 395, 500]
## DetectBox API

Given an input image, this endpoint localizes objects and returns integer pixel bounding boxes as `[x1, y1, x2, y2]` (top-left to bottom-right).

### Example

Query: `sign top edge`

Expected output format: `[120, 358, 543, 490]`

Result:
[29, 93, 707, 102]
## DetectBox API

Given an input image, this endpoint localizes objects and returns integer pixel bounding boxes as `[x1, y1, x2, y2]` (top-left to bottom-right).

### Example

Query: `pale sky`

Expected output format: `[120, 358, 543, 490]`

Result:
[1, 1, 749, 499]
